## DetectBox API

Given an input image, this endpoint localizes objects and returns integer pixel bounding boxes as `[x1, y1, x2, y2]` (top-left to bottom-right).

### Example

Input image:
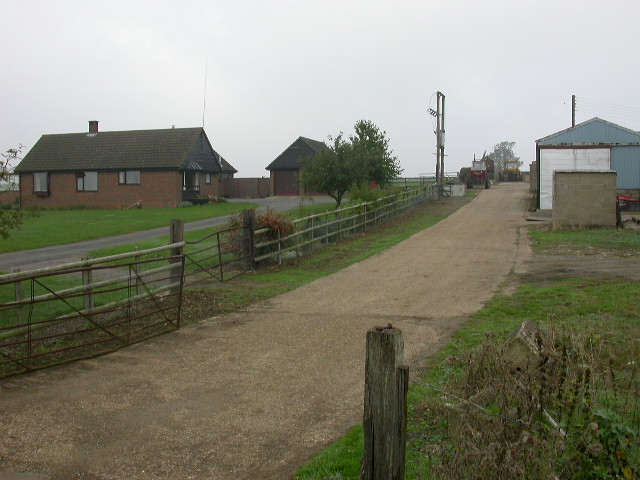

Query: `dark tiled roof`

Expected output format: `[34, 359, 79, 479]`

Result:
[265, 136, 328, 170]
[219, 155, 237, 173]
[15, 127, 234, 173]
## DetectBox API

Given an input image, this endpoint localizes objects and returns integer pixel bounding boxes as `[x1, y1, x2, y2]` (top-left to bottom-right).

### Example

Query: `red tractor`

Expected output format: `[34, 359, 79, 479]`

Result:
[467, 158, 491, 189]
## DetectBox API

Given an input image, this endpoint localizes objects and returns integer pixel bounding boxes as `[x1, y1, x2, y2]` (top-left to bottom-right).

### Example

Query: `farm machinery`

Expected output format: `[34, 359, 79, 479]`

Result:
[464, 156, 491, 189]
[501, 160, 522, 182]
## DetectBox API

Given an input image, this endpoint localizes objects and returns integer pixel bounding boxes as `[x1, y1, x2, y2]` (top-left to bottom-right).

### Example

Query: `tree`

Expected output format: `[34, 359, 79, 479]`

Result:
[350, 120, 402, 187]
[301, 120, 402, 208]
[488, 141, 521, 174]
[300, 134, 355, 208]
[0, 145, 31, 240]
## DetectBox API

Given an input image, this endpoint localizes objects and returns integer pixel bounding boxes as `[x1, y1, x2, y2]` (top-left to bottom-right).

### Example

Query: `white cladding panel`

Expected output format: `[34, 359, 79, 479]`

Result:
[539, 148, 610, 209]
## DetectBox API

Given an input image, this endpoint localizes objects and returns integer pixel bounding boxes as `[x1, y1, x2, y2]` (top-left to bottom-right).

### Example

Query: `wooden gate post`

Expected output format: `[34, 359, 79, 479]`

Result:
[242, 209, 256, 269]
[361, 326, 409, 480]
[81, 256, 94, 321]
[169, 219, 184, 293]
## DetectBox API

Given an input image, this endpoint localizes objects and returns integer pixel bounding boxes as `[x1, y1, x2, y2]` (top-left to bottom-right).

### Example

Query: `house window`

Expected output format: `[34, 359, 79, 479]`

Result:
[76, 171, 98, 191]
[205, 173, 211, 184]
[119, 171, 140, 184]
[34, 172, 49, 194]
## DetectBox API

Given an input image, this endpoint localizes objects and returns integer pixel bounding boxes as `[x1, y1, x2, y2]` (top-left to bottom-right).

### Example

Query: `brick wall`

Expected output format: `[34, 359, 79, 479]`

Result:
[529, 162, 537, 193]
[19, 171, 184, 209]
[0, 190, 20, 205]
[552, 170, 617, 229]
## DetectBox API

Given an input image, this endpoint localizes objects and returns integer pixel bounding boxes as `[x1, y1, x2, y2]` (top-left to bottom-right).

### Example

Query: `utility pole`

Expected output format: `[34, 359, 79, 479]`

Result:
[437, 92, 446, 184]
[571, 94, 576, 128]
[429, 91, 446, 184]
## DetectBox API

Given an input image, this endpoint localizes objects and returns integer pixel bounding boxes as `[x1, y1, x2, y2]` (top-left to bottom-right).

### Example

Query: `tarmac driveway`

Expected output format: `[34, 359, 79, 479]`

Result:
[0, 183, 531, 479]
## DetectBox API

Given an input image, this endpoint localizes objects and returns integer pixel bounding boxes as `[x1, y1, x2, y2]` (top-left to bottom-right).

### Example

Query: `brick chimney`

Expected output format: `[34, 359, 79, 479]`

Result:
[88, 120, 99, 134]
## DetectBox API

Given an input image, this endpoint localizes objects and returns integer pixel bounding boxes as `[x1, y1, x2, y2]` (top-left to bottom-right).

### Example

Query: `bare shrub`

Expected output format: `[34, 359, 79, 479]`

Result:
[416, 326, 639, 479]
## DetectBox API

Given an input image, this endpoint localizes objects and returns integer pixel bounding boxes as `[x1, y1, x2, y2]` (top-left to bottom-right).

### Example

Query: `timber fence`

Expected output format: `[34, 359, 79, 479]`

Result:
[253, 184, 439, 264]
[0, 246, 185, 377]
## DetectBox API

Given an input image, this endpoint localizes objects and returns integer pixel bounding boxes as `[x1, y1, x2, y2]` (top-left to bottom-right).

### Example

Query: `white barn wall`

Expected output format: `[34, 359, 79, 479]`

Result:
[539, 148, 610, 209]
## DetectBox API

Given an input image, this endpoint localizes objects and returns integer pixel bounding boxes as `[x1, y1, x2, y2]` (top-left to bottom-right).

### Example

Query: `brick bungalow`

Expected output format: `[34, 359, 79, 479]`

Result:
[265, 136, 327, 195]
[14, 121, 237, 209]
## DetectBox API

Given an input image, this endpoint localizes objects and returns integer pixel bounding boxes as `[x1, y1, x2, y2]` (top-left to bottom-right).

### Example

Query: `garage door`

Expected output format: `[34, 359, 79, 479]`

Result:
[273, 169, 299, 196]
[539, 148, 610, 209]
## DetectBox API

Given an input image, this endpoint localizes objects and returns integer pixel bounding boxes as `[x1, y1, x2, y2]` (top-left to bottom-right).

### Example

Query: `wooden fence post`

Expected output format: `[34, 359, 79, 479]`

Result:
[13, 269, 24, 326]
[169, 219, 184, 293]
[242, 209, 256, 269]
[81, 256, 94, 321]
[362, 327, 409, 480]
[134, 247, 142, 296]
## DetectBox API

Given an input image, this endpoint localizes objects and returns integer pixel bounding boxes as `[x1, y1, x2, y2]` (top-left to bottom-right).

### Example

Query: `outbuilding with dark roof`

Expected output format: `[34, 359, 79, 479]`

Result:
[265, 136, 328, 196]
[14, 121, 236, 208]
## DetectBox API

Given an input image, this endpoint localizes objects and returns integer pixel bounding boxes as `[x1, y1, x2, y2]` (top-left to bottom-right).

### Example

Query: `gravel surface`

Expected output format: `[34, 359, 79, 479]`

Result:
[0, 183, 531, 479]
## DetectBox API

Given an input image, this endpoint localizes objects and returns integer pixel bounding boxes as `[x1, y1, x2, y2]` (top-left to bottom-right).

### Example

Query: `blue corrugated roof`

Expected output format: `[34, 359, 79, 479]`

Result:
[537, 118, 640, 146]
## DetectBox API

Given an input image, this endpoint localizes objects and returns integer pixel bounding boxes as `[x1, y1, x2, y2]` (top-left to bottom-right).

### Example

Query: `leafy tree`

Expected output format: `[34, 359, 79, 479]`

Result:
[0, 145, 32, 240]
[488, 141, 521, 174]
[300, 134, 355, 208]
[350, 120, 402, 187]
[301, 120, 402, 208]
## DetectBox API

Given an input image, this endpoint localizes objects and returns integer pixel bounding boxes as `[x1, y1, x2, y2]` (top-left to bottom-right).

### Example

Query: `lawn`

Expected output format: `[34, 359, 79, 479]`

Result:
[0, 202, 257, 253]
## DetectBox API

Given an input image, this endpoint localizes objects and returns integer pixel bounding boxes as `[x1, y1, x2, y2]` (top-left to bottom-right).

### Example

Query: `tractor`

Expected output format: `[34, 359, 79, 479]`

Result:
[466, 158, 490, 189]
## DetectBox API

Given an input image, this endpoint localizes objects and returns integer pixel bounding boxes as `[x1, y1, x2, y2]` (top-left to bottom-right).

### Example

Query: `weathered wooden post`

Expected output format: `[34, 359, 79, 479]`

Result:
[13, 269, 24, 326]
[169, 219, 184, 293]
[242, 209, 256, 270]
[81, 256, 94, 321]
[362, 326, 409, 480]
[134, 247, 142, 296]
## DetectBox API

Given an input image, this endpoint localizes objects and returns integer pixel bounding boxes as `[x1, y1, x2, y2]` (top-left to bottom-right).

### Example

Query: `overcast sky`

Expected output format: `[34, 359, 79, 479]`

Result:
[4, 0, 640, 178]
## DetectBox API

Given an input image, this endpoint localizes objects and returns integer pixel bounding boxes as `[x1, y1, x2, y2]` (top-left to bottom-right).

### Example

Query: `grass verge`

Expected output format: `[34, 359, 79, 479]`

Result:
[530, 226, 640, 254]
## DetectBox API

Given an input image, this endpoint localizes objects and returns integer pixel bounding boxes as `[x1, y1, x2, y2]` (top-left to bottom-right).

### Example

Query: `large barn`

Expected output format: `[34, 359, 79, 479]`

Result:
[536, 117, 640, 209]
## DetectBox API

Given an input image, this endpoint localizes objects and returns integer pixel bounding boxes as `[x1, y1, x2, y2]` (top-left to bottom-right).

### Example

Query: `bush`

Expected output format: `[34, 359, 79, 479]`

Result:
[227, 208, 297, 264]
[348, 185, 403, 205]
[418, 326, 639, 479]
[178, 201, 193, 208]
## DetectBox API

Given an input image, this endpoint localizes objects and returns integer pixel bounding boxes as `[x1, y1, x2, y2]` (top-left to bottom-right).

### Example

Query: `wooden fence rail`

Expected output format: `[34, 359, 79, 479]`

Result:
[0, 243, 186, 377]
[254, 184, 439, 264]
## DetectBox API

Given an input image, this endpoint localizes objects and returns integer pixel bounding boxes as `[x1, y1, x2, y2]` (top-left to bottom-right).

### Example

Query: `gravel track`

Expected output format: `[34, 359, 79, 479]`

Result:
[0, 183, 531, 480]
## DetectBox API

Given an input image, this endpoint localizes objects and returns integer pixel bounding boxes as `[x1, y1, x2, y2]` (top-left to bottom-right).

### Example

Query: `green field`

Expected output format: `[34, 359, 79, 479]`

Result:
[0, 202, 257, 253]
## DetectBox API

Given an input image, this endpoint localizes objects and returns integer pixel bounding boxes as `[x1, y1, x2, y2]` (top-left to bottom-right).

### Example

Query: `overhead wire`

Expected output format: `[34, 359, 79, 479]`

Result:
[575, 96, 640, 126]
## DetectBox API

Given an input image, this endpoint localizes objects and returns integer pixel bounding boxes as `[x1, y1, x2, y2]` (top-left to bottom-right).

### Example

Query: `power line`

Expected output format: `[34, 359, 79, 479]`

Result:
[579, 97, 640, 114]
[574, 96, 640, 126]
